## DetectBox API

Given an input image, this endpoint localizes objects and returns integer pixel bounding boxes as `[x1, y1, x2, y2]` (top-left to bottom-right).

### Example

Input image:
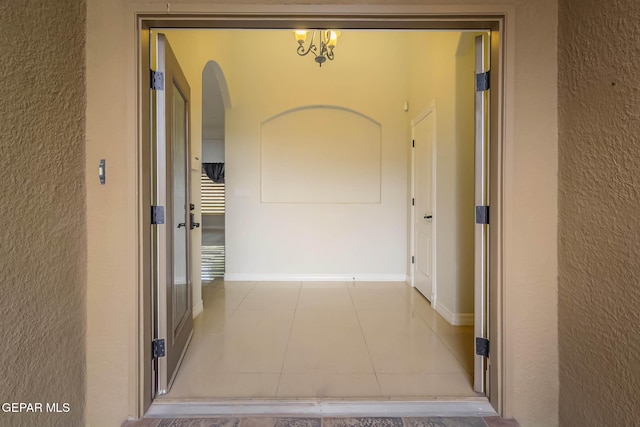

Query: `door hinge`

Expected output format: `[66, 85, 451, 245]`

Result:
[152, 339, 166, 358]
[475, 337, 489, 357]
[475, 206, 489, 224]
[476, 71, 490, 92]
[411, 256, 415, 264]
[412, 139, 415, 147]
[412, 198, 415, 206]
[151, 70, 164, 90]
[151, 206, 165, 225]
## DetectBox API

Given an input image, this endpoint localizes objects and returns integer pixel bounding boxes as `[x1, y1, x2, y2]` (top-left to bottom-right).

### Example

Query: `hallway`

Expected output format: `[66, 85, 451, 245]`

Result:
[159, 281, 477, 399]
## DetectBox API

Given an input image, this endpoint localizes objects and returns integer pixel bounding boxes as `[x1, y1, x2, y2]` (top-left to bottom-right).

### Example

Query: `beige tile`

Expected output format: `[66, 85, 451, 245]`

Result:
[347, 281, 404, 291]
[349, 291, 409, 312]
[194, 300, 247, 334]
[300, 281, 349, 289]
[210, 332, 290, 373]
[276, 373, 382, 398]
[203, 291, 248, 306]
[201, 295, 247, 313]
[224, 309, 295, 338]
[419, 310, 474, 335]
[193, 311, 227, 335]
[376, 372, 478, 398]
[202, 283, 255, 307]
[296, 288, 355, 312]
[393, 281, 411, 288]
[203, 280, 256, 294]
[167, 371, 279, 398]
[236, 288, 300, 311]
[165, 284, 478, 400]
[282, 333, 374, 374]
[365, 333, 467, 374]
[176, 333, 226, 375]
[290, 309, 361, 336]
[298, 285, 352, 296]
[299, 286, 352, 296]
[251, 281, 302, 289]
[395, 285, 433, 309]
[356, 309, 433, 339]
[438, 332, 475, 375]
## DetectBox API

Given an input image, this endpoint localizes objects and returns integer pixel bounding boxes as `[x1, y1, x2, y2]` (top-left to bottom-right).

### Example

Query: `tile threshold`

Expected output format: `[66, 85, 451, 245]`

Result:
[146, 398, 495, 418]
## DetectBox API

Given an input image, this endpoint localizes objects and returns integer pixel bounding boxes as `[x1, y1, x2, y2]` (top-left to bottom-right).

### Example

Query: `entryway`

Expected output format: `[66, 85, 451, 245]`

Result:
[139, 13, 502, 419]
[200, 61, 227, 281]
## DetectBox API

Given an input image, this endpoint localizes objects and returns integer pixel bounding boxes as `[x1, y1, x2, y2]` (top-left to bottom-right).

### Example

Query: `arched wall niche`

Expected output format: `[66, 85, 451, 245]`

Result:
[260, 105, 382, 204]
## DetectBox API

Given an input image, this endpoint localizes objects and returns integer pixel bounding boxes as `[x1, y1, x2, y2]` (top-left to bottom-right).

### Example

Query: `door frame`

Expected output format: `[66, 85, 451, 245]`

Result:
[136, 9, 506, 418]
[410, 103, 437, 306]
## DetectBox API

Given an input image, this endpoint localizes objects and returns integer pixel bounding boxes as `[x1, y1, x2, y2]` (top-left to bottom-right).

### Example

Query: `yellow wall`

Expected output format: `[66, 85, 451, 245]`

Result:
[84, 2, 559, 426]
[222, 30, 410, 279]
[408, 32, 477, 320]
[454, 35, 478, 317]
[164, 29, 475, 302]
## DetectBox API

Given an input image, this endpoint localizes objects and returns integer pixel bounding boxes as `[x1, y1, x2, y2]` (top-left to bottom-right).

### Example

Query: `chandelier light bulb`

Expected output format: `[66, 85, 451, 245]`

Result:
[294, 30, 308, 44]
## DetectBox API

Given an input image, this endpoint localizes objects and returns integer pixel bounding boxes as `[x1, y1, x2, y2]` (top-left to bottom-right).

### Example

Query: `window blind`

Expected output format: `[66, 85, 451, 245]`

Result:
[201, 172, 225, 215]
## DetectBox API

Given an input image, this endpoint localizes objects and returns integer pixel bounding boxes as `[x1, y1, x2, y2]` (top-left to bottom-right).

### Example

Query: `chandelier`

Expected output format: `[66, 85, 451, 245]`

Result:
[294, 30, 340, 67]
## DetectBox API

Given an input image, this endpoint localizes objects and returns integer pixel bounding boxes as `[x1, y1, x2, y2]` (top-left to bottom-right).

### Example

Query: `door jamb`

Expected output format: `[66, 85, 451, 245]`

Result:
[137, 11, 505, 419]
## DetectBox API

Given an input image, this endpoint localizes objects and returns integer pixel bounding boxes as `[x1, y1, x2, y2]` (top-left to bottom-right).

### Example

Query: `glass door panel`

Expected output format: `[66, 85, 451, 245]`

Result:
[172, 83, 189, 334]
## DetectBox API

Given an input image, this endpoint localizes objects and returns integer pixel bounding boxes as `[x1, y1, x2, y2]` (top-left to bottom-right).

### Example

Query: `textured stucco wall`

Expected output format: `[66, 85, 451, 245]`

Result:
[558, 0, 640, 425]
[0, 1, 86, 427]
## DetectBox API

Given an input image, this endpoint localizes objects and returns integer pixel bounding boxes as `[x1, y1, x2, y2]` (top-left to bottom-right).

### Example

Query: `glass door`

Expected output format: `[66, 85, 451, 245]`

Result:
[153, 33, 193, 394]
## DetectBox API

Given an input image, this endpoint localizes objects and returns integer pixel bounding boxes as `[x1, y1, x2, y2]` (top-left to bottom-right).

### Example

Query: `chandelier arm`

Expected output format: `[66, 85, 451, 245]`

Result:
[294, 30, 336, 65]
[326, 47, 335, 61]
[297, 43, 317, 57]
[296, 30, 319, 57]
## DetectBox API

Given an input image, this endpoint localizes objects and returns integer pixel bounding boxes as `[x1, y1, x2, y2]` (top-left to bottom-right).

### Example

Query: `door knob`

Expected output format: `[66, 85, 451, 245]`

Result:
[424, 215, 433, 220]
[177, 223, 186, 228]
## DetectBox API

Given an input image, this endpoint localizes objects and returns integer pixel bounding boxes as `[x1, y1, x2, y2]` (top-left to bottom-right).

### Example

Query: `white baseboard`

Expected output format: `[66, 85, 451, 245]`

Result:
[223, 274, 407, 282]
[434, 301, 473, 326]
[192, 300, 204, 318]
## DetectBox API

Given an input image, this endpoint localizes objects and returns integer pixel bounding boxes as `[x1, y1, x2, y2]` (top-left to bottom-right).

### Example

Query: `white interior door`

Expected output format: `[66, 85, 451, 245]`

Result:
[153, 33, 193, 395]
[412, 109, 436, 302]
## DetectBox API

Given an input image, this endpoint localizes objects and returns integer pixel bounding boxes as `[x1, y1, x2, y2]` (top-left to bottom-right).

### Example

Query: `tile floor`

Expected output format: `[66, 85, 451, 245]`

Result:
[159, 280, 478, 400]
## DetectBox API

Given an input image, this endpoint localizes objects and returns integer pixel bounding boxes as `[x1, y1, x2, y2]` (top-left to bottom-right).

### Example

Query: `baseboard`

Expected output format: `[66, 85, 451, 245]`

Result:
[434, 301, 473, 326]
[223, 274, 407, 282]
[192, 300, 204, 318]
